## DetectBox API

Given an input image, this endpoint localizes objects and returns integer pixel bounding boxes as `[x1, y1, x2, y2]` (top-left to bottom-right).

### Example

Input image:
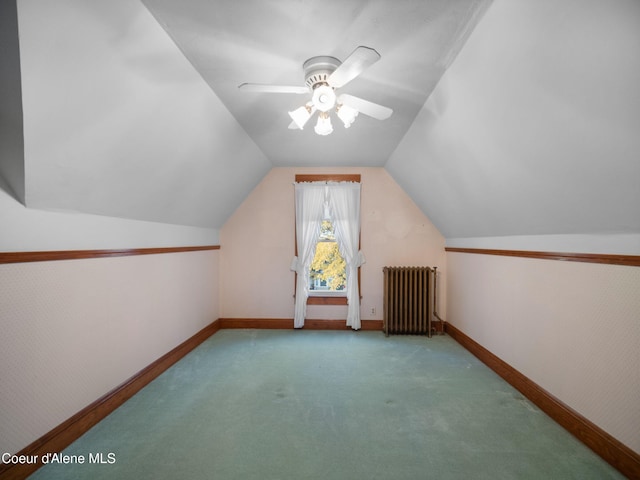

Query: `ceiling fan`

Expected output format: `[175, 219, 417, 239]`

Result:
[238, 46, 393, 136]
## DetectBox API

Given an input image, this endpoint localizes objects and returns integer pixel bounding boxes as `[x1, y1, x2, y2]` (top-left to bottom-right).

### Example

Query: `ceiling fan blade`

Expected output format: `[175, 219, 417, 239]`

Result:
[238, 83, 309, 94]
[339, 94, 392, 121]
[327, 46, 381, 88]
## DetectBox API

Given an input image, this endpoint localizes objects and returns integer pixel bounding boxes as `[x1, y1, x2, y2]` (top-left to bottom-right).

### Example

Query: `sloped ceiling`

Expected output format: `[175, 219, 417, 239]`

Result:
[7, 0, 640, 240]
[141, 0, 491, 167]
[15, 0, 273, 229]
[0, 0, 24, 204]
[387, 0, 640, 239]
[11, 0, 490, 229]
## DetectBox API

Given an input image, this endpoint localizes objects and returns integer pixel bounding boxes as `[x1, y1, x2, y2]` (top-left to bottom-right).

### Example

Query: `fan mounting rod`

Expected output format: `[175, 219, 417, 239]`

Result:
[303, 56, 341, 90]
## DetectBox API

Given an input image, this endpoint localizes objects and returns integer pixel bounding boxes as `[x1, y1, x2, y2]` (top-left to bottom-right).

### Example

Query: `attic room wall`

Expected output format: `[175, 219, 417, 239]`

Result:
[219, 167, 446, 322]
[384, 0, 640, 459]
[1, 0, 259, 461]
[0, 247, 220, 458]
[2, 0, 227, 453]
[0, 174, 222, 461]
[386, 0, 640, 252]
[446, 252, 640, 456]
[1, 162, 222, 461]
[0, 42, 224, 455]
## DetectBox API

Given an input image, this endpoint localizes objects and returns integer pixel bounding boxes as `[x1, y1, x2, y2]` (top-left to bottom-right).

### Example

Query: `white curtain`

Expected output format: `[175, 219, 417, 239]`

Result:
[290, 183, 326, 328]
[327, 182, 365, 330]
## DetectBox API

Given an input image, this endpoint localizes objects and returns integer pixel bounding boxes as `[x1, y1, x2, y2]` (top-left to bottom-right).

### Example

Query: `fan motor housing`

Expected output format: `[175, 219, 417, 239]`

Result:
[303, 56, 341, 90]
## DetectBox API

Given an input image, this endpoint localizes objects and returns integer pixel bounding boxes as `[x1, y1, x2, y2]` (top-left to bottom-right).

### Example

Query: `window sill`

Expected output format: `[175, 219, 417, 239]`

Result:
[307, 296, 348, 305]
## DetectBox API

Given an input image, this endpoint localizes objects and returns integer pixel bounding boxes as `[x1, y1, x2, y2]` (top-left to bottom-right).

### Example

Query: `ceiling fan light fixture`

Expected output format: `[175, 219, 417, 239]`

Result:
[311, 84, 336, 112]
[240, 47, 392, 137]
[314, 112, 333, 136]
[288, 104, 313, 129]
[337, 103, 359, 128]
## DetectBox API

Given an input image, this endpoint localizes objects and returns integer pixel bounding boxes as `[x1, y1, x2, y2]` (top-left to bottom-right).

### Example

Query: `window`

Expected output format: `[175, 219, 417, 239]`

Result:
[308, 219, 347, 296]
[294, 174, 361, 306]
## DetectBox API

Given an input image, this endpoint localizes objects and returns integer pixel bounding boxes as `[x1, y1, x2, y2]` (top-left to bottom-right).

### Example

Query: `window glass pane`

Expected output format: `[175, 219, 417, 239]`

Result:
[309, 220, 346, 293]
[318, 219, 335, 241]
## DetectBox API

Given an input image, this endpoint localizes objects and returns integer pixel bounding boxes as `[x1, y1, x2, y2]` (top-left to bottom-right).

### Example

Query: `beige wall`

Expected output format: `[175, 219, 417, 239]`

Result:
[220, 167, 446, 321]
[0, 250, 220, 456]
[446, 252, 640, 454]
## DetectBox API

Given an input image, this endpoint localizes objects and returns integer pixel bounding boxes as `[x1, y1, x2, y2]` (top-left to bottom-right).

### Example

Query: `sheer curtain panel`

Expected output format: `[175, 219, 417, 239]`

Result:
[290, 183, 326, 328]
[328, 182, 365, 330]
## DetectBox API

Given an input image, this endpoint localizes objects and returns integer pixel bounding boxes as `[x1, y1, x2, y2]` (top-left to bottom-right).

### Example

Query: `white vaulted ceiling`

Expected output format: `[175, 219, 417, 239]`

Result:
[141, 0, 491, 167]
[14, 0, 273, 229]
[4, 0, 640, 243]
[9, 0, 491, 229]
[386, 0, 640, 239]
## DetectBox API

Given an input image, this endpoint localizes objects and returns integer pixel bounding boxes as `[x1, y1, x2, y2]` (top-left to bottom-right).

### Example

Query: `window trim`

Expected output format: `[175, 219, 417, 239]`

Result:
[294, 174, 361, 306]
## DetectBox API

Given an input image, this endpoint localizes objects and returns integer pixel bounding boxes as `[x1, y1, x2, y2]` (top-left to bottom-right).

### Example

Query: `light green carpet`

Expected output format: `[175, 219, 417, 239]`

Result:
[31, 329, 624, 479]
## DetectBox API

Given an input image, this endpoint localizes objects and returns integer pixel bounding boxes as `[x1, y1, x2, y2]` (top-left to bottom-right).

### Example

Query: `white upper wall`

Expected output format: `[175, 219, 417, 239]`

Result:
[386, 0, 640, 248]
[15, 0, 271, 230]
[0, 174, 219, 251]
